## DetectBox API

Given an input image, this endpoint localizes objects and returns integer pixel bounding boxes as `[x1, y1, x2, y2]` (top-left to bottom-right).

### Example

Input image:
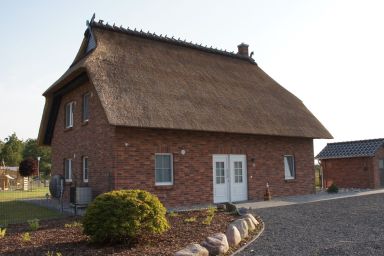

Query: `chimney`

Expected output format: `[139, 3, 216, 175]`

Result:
[237, 43, 249, 57]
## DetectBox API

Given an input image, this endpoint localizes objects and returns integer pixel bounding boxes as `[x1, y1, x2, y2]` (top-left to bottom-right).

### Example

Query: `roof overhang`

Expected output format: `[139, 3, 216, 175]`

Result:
[38, 71, 89, 146]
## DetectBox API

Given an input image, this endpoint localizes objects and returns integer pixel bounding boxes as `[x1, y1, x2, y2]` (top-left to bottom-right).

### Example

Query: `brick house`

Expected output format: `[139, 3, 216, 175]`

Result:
[316, 139, 384, 189]
[38, 17, 332, 207]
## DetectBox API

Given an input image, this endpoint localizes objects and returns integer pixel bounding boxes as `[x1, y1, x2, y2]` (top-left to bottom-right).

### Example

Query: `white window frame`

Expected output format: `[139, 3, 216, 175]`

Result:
[155, 153, 173, 186]
[64, 159, 72, 182]
[83, 156, 89, 183]
[65, 101, 74, 128]
[82, 93, 90, 122]
[284, 155, 295, 180]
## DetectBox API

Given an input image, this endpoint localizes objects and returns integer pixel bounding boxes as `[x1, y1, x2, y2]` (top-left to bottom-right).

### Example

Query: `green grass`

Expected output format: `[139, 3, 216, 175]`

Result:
[0, 187, 49, 202]
[0, 201, 62, 226]
[0, 187, 62, 226]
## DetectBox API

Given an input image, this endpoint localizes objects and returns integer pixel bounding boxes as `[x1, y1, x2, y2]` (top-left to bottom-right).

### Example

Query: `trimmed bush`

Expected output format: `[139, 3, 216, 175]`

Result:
[327, 183, 339, 193]
[82, 189, 169, 243]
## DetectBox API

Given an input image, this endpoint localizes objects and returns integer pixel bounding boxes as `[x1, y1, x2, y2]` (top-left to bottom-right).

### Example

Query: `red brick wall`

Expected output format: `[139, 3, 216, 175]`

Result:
[50, 82, 316, 208]
[51, 81, 115, 201]
[321, 157, 373, 188]
[373, 146, 384, 188]
[113, 127, 315, 207]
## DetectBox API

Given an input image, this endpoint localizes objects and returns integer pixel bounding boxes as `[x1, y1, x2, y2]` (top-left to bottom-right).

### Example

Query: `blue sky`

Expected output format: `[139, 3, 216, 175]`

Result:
[1, 0, 383, 155]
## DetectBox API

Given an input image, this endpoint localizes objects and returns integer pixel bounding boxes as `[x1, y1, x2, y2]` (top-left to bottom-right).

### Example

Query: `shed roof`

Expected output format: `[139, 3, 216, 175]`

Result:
[38, 18, 332, 145]
[316, 138, 384, 159]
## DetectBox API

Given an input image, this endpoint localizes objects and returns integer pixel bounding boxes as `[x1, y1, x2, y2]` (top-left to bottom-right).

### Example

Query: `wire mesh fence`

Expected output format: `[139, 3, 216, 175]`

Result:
[0, 178, 67, 227]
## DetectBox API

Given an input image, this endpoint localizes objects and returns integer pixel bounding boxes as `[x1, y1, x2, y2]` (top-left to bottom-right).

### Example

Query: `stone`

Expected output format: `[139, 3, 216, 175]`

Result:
[225, 202, 238, 213]
[175, 243, 209, 256]
[243, 213, 259, 226]
[243, 217, 255, 231]
[232, 219, 249, 239]
[201, 232, 229, 255]
[226, 224, 241, 246]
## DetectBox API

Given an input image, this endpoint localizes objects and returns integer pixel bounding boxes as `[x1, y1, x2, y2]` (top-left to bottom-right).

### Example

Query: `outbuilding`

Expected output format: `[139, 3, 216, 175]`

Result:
[316, 139, 384, 189]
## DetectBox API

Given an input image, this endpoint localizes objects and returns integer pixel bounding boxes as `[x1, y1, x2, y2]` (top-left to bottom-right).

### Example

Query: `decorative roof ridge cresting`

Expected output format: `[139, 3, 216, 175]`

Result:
[89, 16, 257, 65]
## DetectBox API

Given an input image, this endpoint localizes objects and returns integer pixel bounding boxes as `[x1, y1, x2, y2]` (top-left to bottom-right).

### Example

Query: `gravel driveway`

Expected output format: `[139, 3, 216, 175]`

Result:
[238, 193, 384, 256]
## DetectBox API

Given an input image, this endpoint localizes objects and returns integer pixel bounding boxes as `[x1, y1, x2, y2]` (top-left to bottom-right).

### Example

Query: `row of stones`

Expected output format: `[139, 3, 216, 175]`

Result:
[175, 213, 260, 256]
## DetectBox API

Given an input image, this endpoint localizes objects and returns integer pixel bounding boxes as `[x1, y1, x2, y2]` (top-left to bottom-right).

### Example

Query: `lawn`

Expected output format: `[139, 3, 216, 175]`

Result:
[0, 187, 62, 226]
[0, 201, 63, 226]
[0, 187, 49, 202]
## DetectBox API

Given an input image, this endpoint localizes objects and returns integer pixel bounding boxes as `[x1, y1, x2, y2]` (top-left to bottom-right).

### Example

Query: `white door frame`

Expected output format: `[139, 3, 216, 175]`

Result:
[213, 154, 247, 203]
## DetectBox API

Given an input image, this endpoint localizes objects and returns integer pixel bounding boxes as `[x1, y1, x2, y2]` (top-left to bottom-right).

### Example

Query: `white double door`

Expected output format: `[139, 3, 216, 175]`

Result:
[213, 154, 247, 203]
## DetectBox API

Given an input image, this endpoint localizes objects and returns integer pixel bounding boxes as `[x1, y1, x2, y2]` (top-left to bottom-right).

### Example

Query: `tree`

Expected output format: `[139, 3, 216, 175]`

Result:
[23, 138, 52, 177]
[1, 133, 24, 166]
[0, 139, 4, 165]
[19, 158, 38, 177]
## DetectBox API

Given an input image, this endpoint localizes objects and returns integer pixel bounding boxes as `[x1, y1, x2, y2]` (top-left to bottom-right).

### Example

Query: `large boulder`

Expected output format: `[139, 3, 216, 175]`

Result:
[201, 232, 229, 255]
[243, 213, 259, 226]
[175, 243, 209, 256]
[243, 217, 255, 231]
[232, 219, 248, 239]
[226, 224, 241, 246]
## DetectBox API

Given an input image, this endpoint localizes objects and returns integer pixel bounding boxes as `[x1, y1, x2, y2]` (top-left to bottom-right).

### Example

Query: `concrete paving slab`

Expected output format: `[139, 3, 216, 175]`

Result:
[235, 188, 384, 210]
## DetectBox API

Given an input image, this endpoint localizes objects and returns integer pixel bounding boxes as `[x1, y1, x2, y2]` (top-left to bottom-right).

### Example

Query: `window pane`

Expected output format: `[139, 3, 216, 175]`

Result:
[379, 160, 384, 169]
[284, 156, 295, 179]
[156, 168, 162, 182]
[155, 155, 163, 169]
[163, 168, 171, 182]
[65, 105, 70, 127]
[83, 94, 89, 121]
[83, 157, 88, 181]
[163, 155, 171, 169]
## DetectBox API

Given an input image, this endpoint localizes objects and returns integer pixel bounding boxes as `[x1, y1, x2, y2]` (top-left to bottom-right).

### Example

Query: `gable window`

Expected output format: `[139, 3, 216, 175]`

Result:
[284, 155, 295, 180]
[64, 159, 72, 182]
[155, 153, 173, 185]
[82, 93, 90, 122]
[65, 102, 74, 128]
[82, 156, 89, 182]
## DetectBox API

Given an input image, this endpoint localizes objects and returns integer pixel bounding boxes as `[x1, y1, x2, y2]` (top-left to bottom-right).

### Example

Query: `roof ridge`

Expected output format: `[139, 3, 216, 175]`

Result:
[90, 19, 257, 65]
[326, 138, 384, 145]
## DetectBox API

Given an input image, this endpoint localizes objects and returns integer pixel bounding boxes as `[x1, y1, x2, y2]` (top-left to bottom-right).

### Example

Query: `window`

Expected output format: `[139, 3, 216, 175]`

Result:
[83, 157, 89, 182]
[155, 154, 173, 185]
[64, 159, 72, 182]
[65, 102, 74, 128]
[82, 93, 90, 122]
[284, 155, 295, 180]
[234, 161, 243, 183]
[215, 162, 225, 184]
[379, 159, 384, 169]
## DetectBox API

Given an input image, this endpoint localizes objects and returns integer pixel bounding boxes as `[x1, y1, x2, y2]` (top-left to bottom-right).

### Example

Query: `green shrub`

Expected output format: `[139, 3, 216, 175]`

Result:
[202, 206, 217, 225]
[27, 219, 40, 231]
[0, 228, 6, 238]
[82, 189, 169, 243]
[184, 216, 197, 223]
[22, 232, 31, 242]
[64, 221, 82, 228]
[327, 183, 339, 193]
[168, 211, 179, 217]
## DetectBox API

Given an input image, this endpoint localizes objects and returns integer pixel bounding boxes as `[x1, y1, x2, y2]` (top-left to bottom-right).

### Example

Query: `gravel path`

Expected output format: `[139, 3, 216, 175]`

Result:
[238, 193, 384, 256]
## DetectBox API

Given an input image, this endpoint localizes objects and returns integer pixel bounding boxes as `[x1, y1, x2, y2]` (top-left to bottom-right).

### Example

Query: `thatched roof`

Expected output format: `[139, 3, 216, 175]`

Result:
[38, 19, 332, 145]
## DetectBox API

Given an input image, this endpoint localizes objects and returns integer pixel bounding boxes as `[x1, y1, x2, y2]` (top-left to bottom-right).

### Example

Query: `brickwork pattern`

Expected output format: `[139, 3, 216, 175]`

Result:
[51, 82, 316, 207]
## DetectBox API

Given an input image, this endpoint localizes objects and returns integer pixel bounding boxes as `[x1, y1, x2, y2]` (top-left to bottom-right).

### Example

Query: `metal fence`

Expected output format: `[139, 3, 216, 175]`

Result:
[0, 178, 67, 227]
